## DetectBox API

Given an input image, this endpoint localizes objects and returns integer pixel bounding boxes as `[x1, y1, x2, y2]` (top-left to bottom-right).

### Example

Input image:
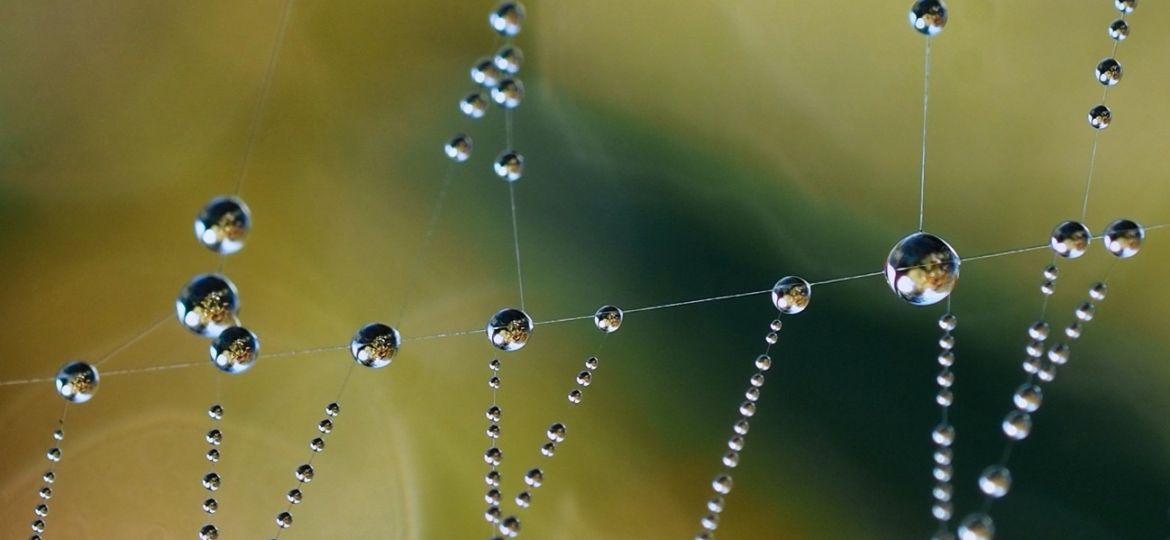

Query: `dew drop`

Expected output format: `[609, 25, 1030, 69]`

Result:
[493, 151, 525, 182]
[771, 276, 812, 314]
[909, 0, 948, 36]
[444, 133, 473, 162]
[295, 464, 314, 483]
[195, 196, 251, 255]
[1050, 221, 1092, 258]
[350, 323, 401, 369]
[176, 274, 241, 338]
[486, 308, 533, 351]
[1002, 411, 1032, 440]
[55, 361, 100, 404]
[1103, 219, 1144, 258]
[209, 326, 260, 374]
[594, 305, 623, 333]
[884, 232, 961, 306]
[978, 466, 1012, 498]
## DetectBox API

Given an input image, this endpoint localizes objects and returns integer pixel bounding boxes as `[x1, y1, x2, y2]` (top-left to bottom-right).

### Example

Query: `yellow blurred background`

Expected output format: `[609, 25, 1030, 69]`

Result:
[1, 1, 1168, 538]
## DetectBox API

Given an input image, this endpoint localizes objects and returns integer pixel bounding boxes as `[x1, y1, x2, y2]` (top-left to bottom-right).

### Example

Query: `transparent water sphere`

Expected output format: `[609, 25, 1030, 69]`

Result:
[486, 308, 534, 352]
[491, 79, 524, 109]
[471, 58, 502, 88]
[1108, 19, 1130, 40]
[350, 323, 402, 369]
[276, 511, 293, 529]
[958, 514, 995, 540]
[978, 466, 1012, 498]
[1103, 219, 1144, 258]
[444, 133, 472, 162]
[493, 151, 524, 182]
[1088, 104, 1112, 130]
[771, 276, 811, 314]
[909, 0, 948, 36]
[55, 361, 99, 403]
[712, 474, 733, 495]
[489, 2, 526, 36]
[195, 196, 251, 255]
[460, 92, 489, 119]
[594, 305, 623, 333]
[209, 326, 260, 374]
[499, 515, 522, 538]
[1050, 221, 1091, 258]
[884, 232, 960, 306]
[176, 273, 241, 337]
[1096, 58, 1123, 86]
[199, 524, 219, 540]
[1115, 0, 1136, 14]
[494, 46, 524, 74]
[1013, 384, 1043, 412]
[1003, 411, 1033, 440]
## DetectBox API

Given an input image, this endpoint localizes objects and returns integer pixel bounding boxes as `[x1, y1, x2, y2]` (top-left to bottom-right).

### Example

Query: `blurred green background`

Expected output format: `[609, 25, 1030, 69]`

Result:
[1, 1, 1169, 538]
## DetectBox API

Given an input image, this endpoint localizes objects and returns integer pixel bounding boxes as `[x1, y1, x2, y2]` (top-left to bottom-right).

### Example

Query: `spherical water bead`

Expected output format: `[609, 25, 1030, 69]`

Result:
[884, 232, 961, 306]
[701, 513, 720, 531]
[486, 308, 533, 351]
[1065, 322, 1083, 340]
[206, 449, 220, 462]
[52, 429, 63, 441]
[1050, 221, 1092, 258]
[176, 274, 241, 337]
[208, 404, 224, 420]
[194, 196, 251, 255]
[1075, 302, 1095, 322]
[712, 474, 733, 495]
[487, 424, 500, 439]
[938, 334, 955, 350]
[489, 359, 502, 372]
[494, 46, 524, 74]
[1002, 411, 1032, 440]
[1089, 282, 1108, 302]
[32, 520, 46, 533]
[546, 423, 567, 443]
[348, 322, 402, 368]
[770, 319, 782, 332]
[54, 361, 99, 404]
[471, 58, 503, 88]
[198, 524, 219, 540]
[936, 370, 954, 388]
[739, 401, 757, 417]
[745, 387, 761, 401]
[485, 447, 503, 466]
[35, 503, 49, 516]
[318, 419, 333, 434]
[524, 468, 544, 488]
[728, 436, 746, 452]
[460, 92, 488, 119]
[486, 405, 503, 422]
[765, 332, 779, 344]
[485, 506, 502, 523]
[209, 326, 260, 374]
[276, 511, 293, 528]
[936, 389, 954, 406]
[755, 354, 772, 371]
[1013, 384, 1043, 412]
[1115, 0, 1137, 14]
[515, 491, 531, 508]
[205, 429, 223, 445]
[931, 501, 953, 520]
[978, 466, 1012, 498]
[486, 471, 502, 487]
[541, 442, 556, 456]
[309, 438, 326, 452]
[934, 448, 953, 466]
[46, 448, 61, 462]
[489, 2, 526, 36]
[499, 516, 522, 538]
[1037, 359, 1057, 383]
[1108, 19, 1130, 41]
[594, 305, 623, 333]
[567, 389, 582, 403]
[933, 483, 953, 502]
[957, 513, 995, 540]
[491, 79, 524, 109]
[932, 423, 955, 446]
[39, 487, 52, 499]
[485, 488, 502, 505]
[202, 498, 218, 514]
[933, 464, 953, 482]
[1088, 105, 1112, 129]
[750, 373, 765, 387]
[493, 151, 524, 182]
[1095, 58, 1123, 86]
[585, 356, 599, 370]
[1040, 280, 1055, 296]
[444, 134, 472, 162]
[294, 464, 315, 483]
[909, 0, 948, 36]
[325, 402, 340, 417]
[1048, 343, 1070, 365]
[771, 276, 812, 314]
[1103, 219, 1144, 258]
[938, 313, 957, 331]
[938, 350, 954, 367]
[1042, 264, 1059, 281]
[577, 371, 593, 386]
[488, 376, 501, 389]
[42, 472, 55, 484]
[202, 472, 221, 491]
[722, 451, 740, 469]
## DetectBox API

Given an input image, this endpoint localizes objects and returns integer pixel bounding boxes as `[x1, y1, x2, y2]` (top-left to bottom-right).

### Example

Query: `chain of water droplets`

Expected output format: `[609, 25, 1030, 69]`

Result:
[27, 404, 67, 539]
[693, 317, 782, 540]
[927, 304, 958, 535]
[269, 394, 345, 536]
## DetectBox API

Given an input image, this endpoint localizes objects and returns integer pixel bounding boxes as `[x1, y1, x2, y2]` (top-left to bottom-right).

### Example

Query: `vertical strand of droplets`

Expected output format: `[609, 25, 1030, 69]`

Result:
[198, 374, 225, 540]
[29, 403, 68, 539]
[928, 301, 958, 535]
[693, 317, 783, 540]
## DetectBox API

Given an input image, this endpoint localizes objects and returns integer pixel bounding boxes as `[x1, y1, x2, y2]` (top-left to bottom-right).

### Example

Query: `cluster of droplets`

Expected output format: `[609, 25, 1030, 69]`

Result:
[928, 311, 958, 534]
[1087, 1, 1137, 130]
[266, 401, 341, 535]
[449, 2, 530, 185]
[27, 418, 66, 539]
[198, 404, 225, 540]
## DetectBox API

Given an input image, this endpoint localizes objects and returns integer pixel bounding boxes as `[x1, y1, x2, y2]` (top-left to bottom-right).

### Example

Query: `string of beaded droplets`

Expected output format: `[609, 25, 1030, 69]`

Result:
[692, 277, 810, 540]
[28, 405, 68, 539]
[928, 302, 958, 535]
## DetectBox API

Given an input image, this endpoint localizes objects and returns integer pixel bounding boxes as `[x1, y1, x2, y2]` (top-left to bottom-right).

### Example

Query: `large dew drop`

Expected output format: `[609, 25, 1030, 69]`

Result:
[55, 361, 100, 404]
[176, 274, 241, 338]
[350, 323, 402, 369]
[486, 308, 533, 352]
[884, 232, 960, 306]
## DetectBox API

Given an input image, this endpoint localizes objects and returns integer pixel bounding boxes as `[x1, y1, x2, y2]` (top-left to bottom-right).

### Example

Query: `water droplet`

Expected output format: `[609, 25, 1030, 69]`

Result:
[934, 448, 953, 466]
[1088, 282, 1108, 302]
[295, 464, 314, 483]
[708, 496, 725, 513]
[206, 449, 220, 463]
[287, 489, 303, 504]
[701, 513, 720, 531]
[444, 134, 472, 162]
[1025, 340, 1044, 358]
[176, 274, 241, 337]
[460, 92, 489, 119]
[1013, 384, 1042, 412]
[755, 354, 772, 371]
[938, 351, 955, 367]
[712, 474, 734, 495]
[1042, 264, 1059, 281]
[933, 482, 953, 500]
[770, 319, 783, 332]
[722, 450, 740, 468]
[488, 376, 501, 389]
[750, 373, 765, 387]
[1040, 280, 1055, 296]
[524, 468, 544, 487]
[765, 332, 779, 344]
[205, 429, 223, 446]
[1108, 19, 1130, 40]
[195, 196, 251, 255]
[1028, 321, 1050, 341]
[485, 488, 502, 505]
[1088, 104, 1112, 129]
[276, 511, 293, 529]
[547, 423, 567, 443]
[885, 232, 961, 306]
[484, 447, 503, 466]
[491, 79, 524, 109]
[909, 0, 948, 36]
[497, 516, 523, 539]
[325, 402, 340, 417]
[932, 501, 953, 520]
[493, 151, 525, 182]
[1096, 58, 1123, 86]
[739, 401, 756, 417]
[771, 276, 812, 314]
[541, 442, 556, 456]
[1103, 219, 1144, 258]
[979, 466, 1012, 498]
[585, 356, 599, 370]
[55, 361, 99, 404]
[318, 419, 333, 434]
[957, 513, 995, 540]
[198, 524, 219, 540]
[471, 58, 502, 88]
[489, 2, 526, 36]
[576, 371, 593, 386]
[485, 470, 501, 487]
[1037, 358, 1057, 383]
[203, 498, 218, 514]
[486, 406, 502, 422]
[350, 323, 401, 369]
[567, 389, 583, 404]
[489, 359, 501, 371]
[52, 428, 64, 441]
[485, 505, 501, 523]
[933, 464, 953, 482]
[938, 334, 955, 350]
[734, 419, 750, 435]
[728, 436, 745, 451]
[202, 472, 221, 491]
[1048, 343, 1070, 365]
[210, 326, 259, 374]
[1050, 221, 1092, 258]
[35, 504, 49, 517]
[309, 438, 326, 452]
[494, 46, 524, 74]
[1065, 323, 1083, 340]
[515, 491, 531, 508]
[1002, 411, 1032, 440]
[745, 387, 760, 401]
[39, 487, 52, 500]
[594, 305, 623, 333]
[208, 404, 224, 420]
[932, 423, 955, 446]
[1115, 0, 1136, 14]
[1075, 302, 1095, 322]
[45, 447, 61, 462]
[487, 424, 500, 439]
[936, 388, 954, 406]
[42, 471, 55, 484]
[938, 313, 957, 331]
[486, 308, 533, 351]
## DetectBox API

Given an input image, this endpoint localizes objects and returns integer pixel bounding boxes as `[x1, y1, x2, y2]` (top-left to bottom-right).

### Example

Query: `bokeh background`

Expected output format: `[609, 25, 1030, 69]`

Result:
[1, 1, 1169, 538]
